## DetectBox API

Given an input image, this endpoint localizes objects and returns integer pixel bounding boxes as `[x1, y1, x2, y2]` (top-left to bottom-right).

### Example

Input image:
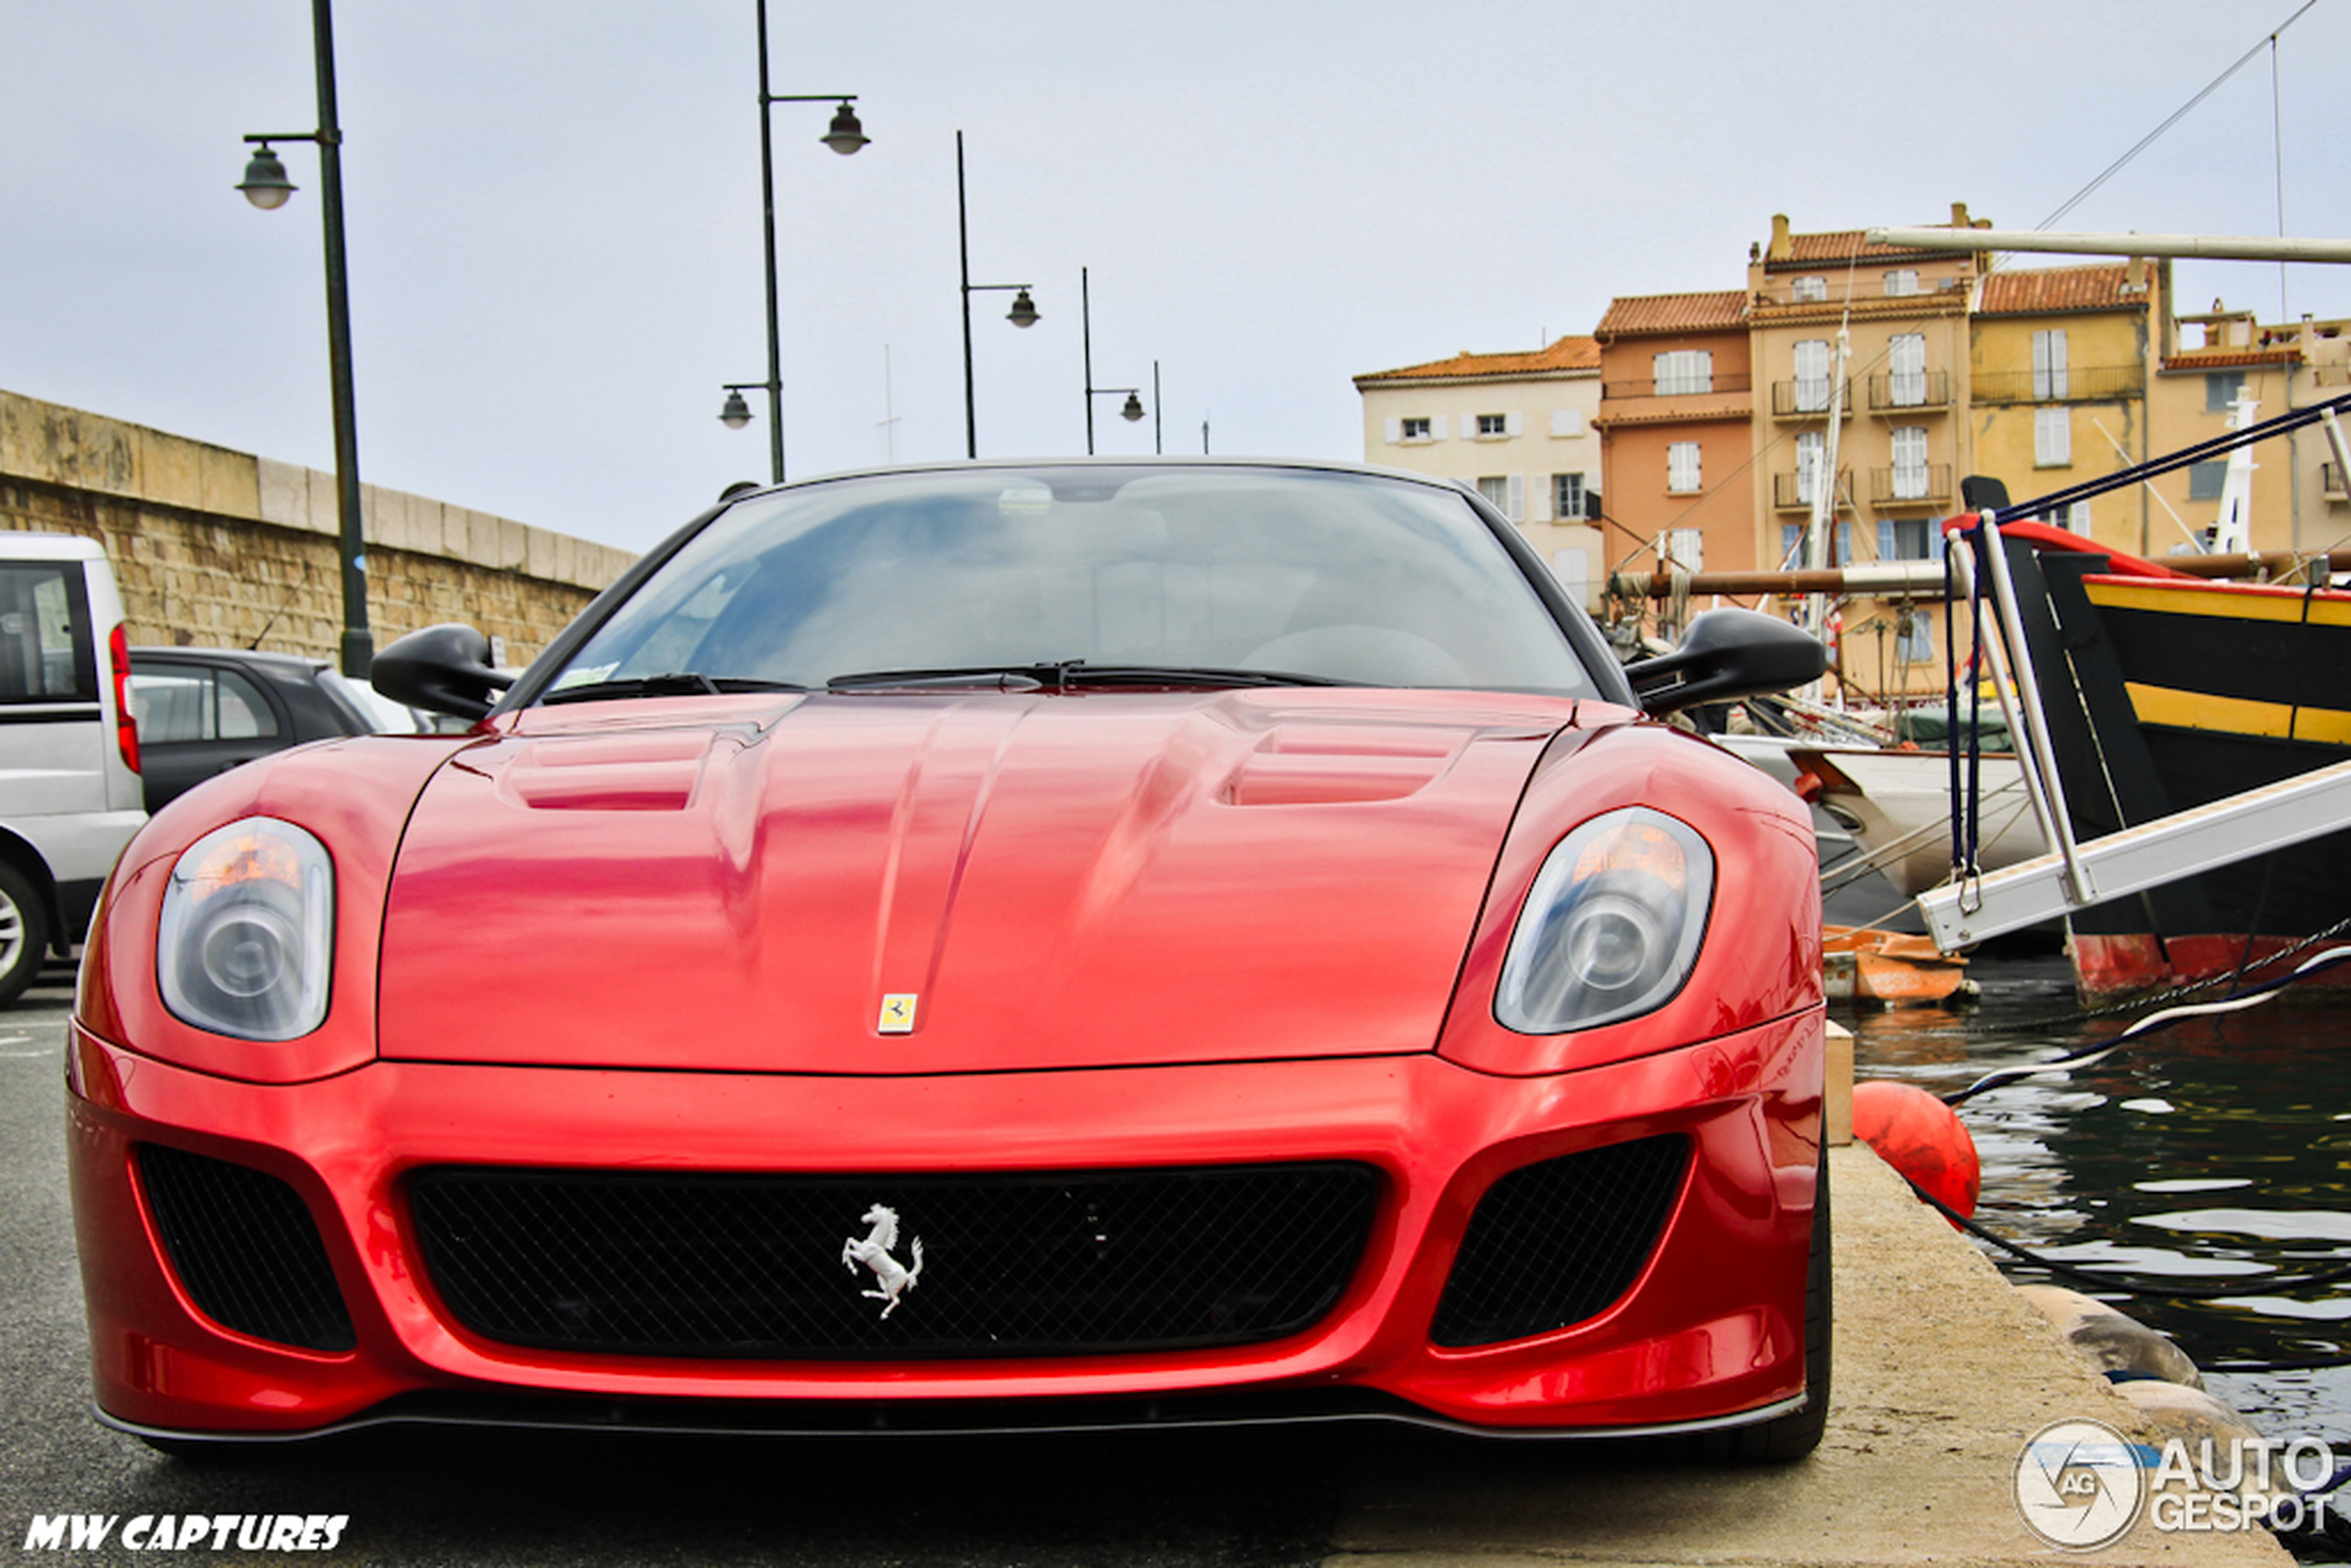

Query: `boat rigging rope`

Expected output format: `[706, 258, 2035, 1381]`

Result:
[1902, 1176, 2351, 1301]
[1976, 912, 2351, 1035]
[1942, 944, 2351, 1106]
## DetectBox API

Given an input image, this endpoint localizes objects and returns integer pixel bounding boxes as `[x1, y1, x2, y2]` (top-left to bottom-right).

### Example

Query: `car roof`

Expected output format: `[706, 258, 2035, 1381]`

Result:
[0, 530, 111, 562]
[131, 646, 332, 674]
[717, 454, 1479, 505]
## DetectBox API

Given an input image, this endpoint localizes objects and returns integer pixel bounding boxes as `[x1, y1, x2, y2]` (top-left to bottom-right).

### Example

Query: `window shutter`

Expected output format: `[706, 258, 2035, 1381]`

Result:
[1506, 474, 1525, 524]
[1384, 417, 1402, 444]
[1504, 411, 1523, 438]
[1429, 416, 1448, 441]
[1877, 519, 1896, 562]
[1550, 548, 1590, 610]
[1550, 408, 1584, 437]
[1531, 478, 1552, 523]
[2036, 405, 2071, 466]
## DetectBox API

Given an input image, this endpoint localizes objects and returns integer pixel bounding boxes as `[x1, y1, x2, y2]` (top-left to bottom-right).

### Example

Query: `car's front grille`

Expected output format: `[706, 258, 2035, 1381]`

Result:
[408, 1163, 1380, 1360]
[134, 1144, 356, 1353]
[1430, 1134, 1691, 1348]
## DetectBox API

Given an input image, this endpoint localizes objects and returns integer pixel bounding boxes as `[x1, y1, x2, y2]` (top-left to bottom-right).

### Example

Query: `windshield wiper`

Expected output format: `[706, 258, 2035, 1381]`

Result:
[826, 660, 1361, 692]
[1059, 665, 1362, 690]
[541, 673, 808, 705]
[827, 665, 1054, 691]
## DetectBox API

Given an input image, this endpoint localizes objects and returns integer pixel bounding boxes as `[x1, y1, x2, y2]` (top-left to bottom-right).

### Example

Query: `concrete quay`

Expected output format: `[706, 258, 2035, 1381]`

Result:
[1326, 1142, 2293, 1568]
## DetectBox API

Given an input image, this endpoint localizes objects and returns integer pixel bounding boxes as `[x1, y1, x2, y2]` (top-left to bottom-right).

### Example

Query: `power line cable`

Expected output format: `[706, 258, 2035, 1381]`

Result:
[2036, 0, 2320, 230]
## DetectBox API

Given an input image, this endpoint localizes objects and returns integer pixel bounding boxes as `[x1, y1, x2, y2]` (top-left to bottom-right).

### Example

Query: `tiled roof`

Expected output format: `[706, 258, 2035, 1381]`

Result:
[1591, 396, 1753, 429]
[1775, 230, 1948, 266]
[1595, 291, 1748, 339]
[2160, 346, 2302, 371]
[1979, 263, 2145, 316]
[1353, 333, 1599, 385]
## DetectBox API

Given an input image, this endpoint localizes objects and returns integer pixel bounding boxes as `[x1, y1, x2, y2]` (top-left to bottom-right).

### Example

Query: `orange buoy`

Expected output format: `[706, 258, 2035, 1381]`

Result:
[1851, 1079, 1981, 1218]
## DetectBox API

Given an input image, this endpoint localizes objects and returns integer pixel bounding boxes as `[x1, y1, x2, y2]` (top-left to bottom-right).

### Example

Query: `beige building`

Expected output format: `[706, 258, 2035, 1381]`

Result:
[1748, 212, 1984, 597]
[2146, 303, 2351, 557]
[1968, 259, 2159, 555]
[1353, 336, 1606, 605]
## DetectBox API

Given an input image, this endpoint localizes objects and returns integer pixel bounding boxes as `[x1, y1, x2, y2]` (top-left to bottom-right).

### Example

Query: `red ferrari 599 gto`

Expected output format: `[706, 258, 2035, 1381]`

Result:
[68, 460, 1830, 1455]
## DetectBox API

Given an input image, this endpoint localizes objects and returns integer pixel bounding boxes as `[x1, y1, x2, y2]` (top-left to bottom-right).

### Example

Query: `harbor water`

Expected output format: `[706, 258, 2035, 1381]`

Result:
[1850, 953, 2351, 1556]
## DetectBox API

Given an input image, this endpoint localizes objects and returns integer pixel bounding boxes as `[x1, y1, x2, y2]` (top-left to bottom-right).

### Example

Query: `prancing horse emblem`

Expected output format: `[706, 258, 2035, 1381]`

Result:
[840, 1203, 924, 1318]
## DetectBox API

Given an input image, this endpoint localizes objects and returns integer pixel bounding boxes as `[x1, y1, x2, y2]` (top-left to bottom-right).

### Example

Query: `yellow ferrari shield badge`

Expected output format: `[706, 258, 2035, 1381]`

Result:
[877, 993, 918, 1034]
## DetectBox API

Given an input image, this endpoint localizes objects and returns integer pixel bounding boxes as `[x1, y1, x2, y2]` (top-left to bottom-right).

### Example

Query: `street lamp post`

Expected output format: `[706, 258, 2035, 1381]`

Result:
[956, 131, 1039, 460]
[719, 0, 866, 484]
[235, 0, 369, 677]
[1080, 267, 1146, 454]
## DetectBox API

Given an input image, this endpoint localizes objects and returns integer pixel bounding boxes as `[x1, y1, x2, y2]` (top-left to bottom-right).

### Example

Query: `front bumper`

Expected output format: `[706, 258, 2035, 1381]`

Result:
[67, 1011, 1822, 1440]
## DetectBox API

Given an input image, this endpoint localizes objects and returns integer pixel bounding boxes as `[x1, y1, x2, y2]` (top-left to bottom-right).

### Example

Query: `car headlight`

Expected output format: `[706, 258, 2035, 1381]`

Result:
[156, 817, 334, 1040]
[1495, 807, 1713, 1035]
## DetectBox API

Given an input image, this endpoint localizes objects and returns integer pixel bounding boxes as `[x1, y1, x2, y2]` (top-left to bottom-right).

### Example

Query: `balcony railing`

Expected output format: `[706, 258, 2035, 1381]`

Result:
[1870, 464, 1952, 504]
[1601, 374, 1753, 400]
[1867, 370, 1951, 413]
[1769, 379, 1851, 418]
[1772, 471, 1856, 511]
[1972, 365, 2147, 404]
[2325, 461, 2347, 501]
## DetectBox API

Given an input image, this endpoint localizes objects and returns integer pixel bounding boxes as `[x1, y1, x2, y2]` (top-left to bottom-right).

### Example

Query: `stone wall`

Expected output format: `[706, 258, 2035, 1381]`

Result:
[0, 389, 638, 665]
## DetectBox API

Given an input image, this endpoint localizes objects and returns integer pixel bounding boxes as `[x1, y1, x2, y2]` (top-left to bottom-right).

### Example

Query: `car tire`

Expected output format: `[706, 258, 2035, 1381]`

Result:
[1698, 1146, 1832, 1463]
[0, 860, 50, 1008]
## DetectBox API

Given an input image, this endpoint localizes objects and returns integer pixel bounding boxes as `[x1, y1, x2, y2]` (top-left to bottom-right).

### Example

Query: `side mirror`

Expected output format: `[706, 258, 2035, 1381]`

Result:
[1624, 608, 1826, 717]
[372, 624, 515, 721]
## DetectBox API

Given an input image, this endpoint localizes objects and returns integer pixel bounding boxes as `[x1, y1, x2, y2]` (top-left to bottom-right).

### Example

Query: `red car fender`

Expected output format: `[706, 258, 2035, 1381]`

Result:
[1437, 714, 1824, 1078]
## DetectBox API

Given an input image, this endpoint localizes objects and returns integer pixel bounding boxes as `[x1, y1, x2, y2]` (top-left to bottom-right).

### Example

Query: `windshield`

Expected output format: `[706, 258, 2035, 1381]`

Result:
[547, 467, 1596, 698]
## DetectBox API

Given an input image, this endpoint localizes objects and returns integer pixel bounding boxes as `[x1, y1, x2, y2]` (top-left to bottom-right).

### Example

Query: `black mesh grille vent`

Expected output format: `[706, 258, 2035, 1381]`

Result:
[1430, 1134, 1691, 1348]
[409, 1163, 1380, 1360]
[135, 1144, 356, 1353]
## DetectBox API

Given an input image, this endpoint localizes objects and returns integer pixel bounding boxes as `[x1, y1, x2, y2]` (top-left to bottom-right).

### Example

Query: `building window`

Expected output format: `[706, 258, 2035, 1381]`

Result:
[1889, 333, 1927, 406]
[1794, 339, 1832, 412]
[1883, 269, 1921, 297]
[1476, 413, 1509, 437]
[2034, 405, 2071, 467]
[1890, 426, 1930, 499]
[2207, 371, 2247, 412]
[1877, 516, 1941, 561]
[1549, 408, 1586, 437]
[1553, 472, 1588, 520]
[2049, 501, 2092, 534]
[1897, 609, 1934, 665]
[1661, 528, 1704, 570]
[1780, 522, 1804, 567]
[1477, 475, 1524, 522]
[1667, 442, 1702, 493]
[2187, 461, 2227, 500]
[2032, 330, 2069, 400]
[1791, 275, 1828, 303]
[1795, 430, 1824, 504]
[1400, 417, 1431, 441]
[1653, 350, 1713, 396]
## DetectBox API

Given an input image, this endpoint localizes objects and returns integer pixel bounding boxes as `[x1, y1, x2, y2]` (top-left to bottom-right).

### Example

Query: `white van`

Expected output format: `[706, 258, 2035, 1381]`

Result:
[0, 533, 145, 1005]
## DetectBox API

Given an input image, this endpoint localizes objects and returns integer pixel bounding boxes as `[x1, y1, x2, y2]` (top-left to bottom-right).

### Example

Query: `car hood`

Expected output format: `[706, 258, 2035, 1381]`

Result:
[377, 689, 1585, 1074]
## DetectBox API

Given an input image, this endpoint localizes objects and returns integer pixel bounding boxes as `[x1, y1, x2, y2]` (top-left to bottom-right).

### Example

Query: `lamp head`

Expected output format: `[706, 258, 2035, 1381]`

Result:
[237, 144, 296, 210]
[1006, 288, 1039, 329]
[821, 102, 869, 156]
[717, 389, 753, 429]
[1121, 392, 1146, 423]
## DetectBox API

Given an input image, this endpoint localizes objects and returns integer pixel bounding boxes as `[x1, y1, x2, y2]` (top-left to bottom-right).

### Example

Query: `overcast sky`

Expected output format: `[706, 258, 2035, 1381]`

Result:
[7, 0, 2347, 554]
